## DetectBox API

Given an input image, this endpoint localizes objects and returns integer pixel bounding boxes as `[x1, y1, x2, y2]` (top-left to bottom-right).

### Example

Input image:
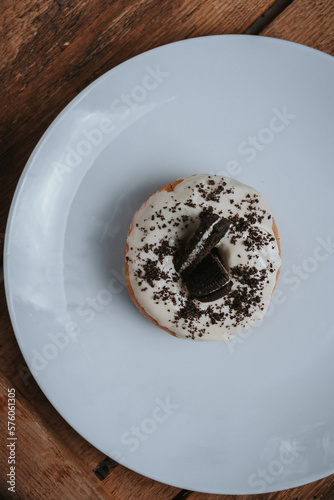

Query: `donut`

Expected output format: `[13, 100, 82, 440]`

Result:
[125, 174, 281, 341]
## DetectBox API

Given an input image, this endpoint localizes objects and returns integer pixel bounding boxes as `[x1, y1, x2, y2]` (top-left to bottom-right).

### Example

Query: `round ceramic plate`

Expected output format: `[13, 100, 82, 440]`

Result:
[4, 35, 334, 494]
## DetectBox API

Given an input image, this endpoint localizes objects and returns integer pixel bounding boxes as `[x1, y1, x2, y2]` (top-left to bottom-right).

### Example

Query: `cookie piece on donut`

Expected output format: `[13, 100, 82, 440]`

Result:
[174, 211, 231, 278]
[184, 248, 232, 302]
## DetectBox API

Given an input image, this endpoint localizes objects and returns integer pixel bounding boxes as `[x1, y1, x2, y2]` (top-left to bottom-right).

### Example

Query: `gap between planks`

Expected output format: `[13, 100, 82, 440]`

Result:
[245, 0, 295, 34]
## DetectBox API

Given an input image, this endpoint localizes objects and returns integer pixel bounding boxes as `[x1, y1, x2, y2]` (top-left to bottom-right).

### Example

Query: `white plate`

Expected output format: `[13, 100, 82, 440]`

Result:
[4, 35, 334, 494]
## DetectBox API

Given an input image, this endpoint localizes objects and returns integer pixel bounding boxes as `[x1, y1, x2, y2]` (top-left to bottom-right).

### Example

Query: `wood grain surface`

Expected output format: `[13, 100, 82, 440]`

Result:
[261, 0, 334, 55]
[0, 373, 111, 500]
[1, 0, 334, 498]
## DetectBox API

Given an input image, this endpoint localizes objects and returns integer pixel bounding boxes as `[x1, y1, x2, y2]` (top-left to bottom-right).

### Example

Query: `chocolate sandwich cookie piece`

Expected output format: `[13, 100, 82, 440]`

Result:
[195, 281, 232, 303]
[174, 211, 231, 278]
[185, 248, 232, 302]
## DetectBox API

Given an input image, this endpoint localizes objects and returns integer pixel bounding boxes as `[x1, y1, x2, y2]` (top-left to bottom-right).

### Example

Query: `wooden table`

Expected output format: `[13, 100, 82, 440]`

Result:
[1, 0, 334, 498]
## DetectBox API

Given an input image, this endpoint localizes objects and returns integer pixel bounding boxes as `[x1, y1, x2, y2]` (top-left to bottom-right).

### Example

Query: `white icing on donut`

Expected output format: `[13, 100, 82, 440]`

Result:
[125, 174, 281, 341]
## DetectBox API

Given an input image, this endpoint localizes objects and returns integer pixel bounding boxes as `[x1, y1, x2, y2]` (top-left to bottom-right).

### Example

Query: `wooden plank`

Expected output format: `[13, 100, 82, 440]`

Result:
[102, 466, 184, 499]
[260, 0, 334, 56]
[0, 0, 278, 252]
[0, 372, 111, 500]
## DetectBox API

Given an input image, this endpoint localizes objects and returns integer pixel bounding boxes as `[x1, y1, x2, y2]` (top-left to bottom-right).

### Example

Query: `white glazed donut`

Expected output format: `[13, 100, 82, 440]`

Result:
[125, 174, 281, 341]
